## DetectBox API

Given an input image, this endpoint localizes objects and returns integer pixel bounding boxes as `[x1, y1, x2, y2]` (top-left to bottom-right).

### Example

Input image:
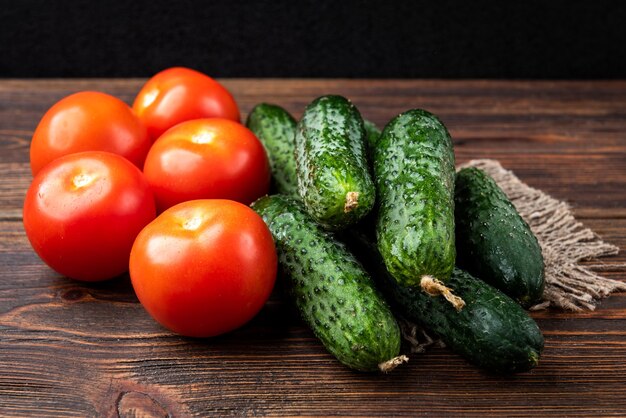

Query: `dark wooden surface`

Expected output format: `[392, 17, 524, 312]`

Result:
[1, 79, 625, 417]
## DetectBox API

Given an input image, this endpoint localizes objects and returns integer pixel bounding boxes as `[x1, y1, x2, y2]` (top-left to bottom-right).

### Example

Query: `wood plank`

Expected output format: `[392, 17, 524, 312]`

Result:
[0, 79, 625, 416]
[2, 80, 626, 163]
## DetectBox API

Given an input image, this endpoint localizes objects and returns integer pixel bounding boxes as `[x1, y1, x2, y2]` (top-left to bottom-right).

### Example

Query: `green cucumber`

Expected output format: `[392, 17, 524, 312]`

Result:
[251, 195, 402, 372]
[363, 119, 381, 155]
[295, 95, 375, 230]
[374, 109, 456, 287]
[345, 229, 544, 374]
[454, 167, 545, 307]
[386, 268, 544, 374]
[246, 103, 299, 197]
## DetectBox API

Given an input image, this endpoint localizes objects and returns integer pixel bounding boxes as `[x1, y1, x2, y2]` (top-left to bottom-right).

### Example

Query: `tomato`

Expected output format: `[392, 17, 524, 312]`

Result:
[133, 67, 240, 141]
[30, 91, 150, 175]
[129, 199, 277, 337]
[23, 151, 156, 282]
[143, 118, 270, 212]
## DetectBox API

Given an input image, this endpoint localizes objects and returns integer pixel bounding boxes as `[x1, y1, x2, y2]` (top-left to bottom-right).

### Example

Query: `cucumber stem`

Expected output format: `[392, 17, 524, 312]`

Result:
[344, 191, 359, 212]
[528, 349, 541, 367]
[378, 354, 409, 373]
[420, 275, 466, 311]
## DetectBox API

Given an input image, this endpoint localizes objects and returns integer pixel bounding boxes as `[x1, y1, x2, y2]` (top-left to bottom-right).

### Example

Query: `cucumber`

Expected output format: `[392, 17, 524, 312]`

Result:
[454, 167, 545, 307]
[295, 95, 375, 230]
[374, 109, 456, 287]
[251, 195, 402, 372]
[345, 229, 544, 374]
[246, 103, 299, 197]
[386, 268, 544, 373]
[363, 119, 381, 155]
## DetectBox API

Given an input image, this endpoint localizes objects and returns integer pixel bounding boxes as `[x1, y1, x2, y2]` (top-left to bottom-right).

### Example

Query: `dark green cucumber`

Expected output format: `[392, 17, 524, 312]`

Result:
[455, 167, 545, 307]
[345, 229, 544, 374]
[374, 109, 456, 286]
[246, 103, 299, 197]
[295, 95, 375, 230]
[251, 195, 401, 372]
[386, 268, 544, 373]
[363, 119, 381, 155]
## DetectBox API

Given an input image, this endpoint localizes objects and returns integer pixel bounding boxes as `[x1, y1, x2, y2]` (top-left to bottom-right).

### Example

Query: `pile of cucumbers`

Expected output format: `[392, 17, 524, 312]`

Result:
[247, 96, 545, 374]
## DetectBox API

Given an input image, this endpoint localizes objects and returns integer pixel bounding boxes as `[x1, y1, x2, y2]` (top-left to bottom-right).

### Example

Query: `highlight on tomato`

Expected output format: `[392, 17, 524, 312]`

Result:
[142, 118, 270, 212]
[30, 91, 150, 175]
[23, 151, 156, 282]
[129, 199, 278, 337]
[133, 67, 240, 141]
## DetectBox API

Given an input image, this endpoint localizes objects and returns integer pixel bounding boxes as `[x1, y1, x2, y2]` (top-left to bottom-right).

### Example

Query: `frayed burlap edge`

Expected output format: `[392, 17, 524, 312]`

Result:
[460, 159, 626, 311]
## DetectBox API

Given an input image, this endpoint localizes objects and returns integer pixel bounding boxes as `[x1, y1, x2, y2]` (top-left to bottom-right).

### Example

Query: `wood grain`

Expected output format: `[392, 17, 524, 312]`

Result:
[0, 79, 625, 417]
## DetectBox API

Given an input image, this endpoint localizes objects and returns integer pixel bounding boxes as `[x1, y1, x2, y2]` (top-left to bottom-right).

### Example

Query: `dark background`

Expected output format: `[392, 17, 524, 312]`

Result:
[1, 0, 625, 78]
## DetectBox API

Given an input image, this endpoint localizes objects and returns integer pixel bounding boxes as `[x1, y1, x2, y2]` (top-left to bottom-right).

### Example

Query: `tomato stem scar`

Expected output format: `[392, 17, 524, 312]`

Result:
[72, 173, 94, 189]
[183, 216, 202, 231]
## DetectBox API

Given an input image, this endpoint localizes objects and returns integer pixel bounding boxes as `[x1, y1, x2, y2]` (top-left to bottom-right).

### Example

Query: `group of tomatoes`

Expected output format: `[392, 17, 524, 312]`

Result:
[23, 67, 278, 338]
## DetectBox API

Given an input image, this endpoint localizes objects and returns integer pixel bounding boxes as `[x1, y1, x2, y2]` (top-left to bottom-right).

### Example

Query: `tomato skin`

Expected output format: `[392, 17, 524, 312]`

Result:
[129, 199, 277, 337]
[143, 118, 270, 212]
[23, 151, 156, 281]
[30, 91, 150, 175]
[133, 67, 240, 141]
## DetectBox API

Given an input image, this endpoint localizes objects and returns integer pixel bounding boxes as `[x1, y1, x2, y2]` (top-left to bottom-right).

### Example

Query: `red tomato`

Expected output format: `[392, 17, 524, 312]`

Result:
[129, 199, 277, 337]
[133, 67, 240, 141]
[143, 118, 270, 212]
[23, 151, 156, 282]
[30, 91, 150, 175]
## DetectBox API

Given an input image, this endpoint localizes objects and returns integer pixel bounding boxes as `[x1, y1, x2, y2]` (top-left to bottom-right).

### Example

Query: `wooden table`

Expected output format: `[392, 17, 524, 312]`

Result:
[1, 79, 625, 417]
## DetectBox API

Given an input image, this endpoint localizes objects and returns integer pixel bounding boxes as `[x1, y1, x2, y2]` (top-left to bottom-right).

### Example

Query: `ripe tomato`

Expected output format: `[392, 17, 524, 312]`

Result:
[23, 151, 156, 282]
[129, 199, 277, 337]
[143, 118, 270, 212]
[30, 91, 150, 175]
[133, 67, 240, 141]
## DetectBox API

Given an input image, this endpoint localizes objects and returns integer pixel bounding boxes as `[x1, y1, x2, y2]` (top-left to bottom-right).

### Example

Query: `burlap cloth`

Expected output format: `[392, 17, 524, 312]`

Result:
[401, 159, 626, 353]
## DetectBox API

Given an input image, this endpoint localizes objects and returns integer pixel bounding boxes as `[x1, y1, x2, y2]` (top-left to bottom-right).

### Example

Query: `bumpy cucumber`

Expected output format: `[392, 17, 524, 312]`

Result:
[345, 229, 544, 374]
[455, 167, 545, 307]
[363, 119, 381, 155]
[295, 95, 375, 229]
[386, 268, 544, 373]
[246, 103, 299, 197]
[374, 109, 456, 286]
[251, 195, 401, 372]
